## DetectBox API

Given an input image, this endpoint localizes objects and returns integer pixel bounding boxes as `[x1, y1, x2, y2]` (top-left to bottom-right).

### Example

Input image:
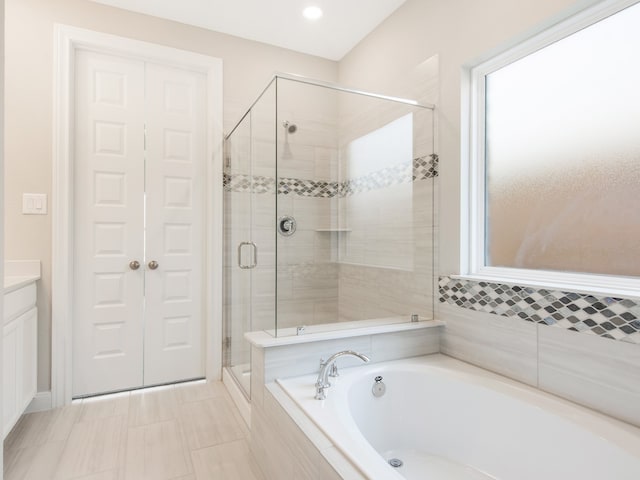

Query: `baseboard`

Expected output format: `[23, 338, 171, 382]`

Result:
[25, 391, 52, 413]
[222, 368, 251, 428]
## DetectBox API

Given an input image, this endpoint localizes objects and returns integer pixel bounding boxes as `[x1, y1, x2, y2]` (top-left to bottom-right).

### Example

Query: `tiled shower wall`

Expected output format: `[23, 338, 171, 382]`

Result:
[276, 82, 341, 328]
[337, 56, 439, 323]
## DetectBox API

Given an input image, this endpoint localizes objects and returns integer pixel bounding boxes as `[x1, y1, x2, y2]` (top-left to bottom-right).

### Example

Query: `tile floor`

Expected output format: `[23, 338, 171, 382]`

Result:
[3, 381, 265, 480]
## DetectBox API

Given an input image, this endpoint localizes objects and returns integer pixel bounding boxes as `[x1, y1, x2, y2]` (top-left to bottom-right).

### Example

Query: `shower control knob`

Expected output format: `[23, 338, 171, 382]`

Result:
[277, 215, 297, 236]
[148, 260, 159, 270]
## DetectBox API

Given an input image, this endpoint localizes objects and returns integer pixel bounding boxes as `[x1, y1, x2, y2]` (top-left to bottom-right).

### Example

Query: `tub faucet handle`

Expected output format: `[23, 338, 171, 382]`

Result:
[314, 350, 370, 400]
[318, 358, 330, 387]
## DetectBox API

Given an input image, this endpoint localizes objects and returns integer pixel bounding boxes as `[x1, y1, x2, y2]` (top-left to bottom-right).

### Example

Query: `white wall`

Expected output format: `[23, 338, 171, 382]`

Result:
[4, 0, 338, 392]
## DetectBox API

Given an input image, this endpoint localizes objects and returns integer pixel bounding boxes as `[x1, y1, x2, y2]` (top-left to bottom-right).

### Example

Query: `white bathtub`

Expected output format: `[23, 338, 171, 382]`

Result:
[277, 354, 640, 480]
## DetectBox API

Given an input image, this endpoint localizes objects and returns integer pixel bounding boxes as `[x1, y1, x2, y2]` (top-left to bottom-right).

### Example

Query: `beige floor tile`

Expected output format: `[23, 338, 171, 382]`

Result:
[173, 381, 228, 404]
[178, 398, 245, 451]
[128, 386, 178, 427]
[49, 404, 83, 442]
[5, 381, 257, 480]
[124, 420, 192, 480]
[54, 415, 127, 479]
[77, 393, 130, 423]
[191, 439, 265, 480]
[3, 441, 66, 480]
[71, 469, 122, 480]
[4, 404, 80, 451]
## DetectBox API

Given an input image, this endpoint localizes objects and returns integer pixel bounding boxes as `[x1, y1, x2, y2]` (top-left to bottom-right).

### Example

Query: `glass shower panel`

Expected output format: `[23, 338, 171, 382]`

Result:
[274, 77, 435, 336]
[248, 84, 277, 333]
[223, 81, 276, 397]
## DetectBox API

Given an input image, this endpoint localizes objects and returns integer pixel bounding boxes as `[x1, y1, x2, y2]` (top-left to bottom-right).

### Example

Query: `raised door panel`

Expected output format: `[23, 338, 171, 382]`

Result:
[73, 50, 146, 396]
[143, 63, 206, 385]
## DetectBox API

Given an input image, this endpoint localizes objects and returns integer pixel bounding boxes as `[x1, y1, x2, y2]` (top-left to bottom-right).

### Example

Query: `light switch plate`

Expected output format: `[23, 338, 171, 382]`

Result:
[22, 193, 48, 215]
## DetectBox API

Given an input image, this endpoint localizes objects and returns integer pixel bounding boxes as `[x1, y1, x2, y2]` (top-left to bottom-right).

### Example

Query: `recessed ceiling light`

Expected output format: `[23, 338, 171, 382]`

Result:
[303, 6, 323, 21]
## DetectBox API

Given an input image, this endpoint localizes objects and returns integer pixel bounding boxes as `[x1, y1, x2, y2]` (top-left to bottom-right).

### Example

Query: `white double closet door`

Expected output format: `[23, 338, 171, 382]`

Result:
[72, 49, 206, 397]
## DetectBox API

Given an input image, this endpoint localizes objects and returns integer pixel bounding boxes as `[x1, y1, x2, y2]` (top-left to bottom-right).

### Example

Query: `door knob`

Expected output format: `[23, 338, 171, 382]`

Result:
[148, 260, 159, 270]
[129, 260, 141, 270]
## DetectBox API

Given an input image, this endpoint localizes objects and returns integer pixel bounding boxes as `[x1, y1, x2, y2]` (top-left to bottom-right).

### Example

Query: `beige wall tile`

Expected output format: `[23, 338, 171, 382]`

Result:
[439, 304, 538, 386]
[538, 326, 640, 427]
[250, 346, 265, 409]
[371, 328, 440, 362]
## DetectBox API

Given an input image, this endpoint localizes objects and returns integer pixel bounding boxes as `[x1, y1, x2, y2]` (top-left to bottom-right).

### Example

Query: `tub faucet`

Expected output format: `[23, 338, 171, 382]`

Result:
[315, 350, 370, 400]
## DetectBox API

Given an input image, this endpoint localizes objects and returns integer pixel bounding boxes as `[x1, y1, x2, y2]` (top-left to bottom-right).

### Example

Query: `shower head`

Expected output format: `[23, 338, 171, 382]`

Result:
[283, 121, 297, 134]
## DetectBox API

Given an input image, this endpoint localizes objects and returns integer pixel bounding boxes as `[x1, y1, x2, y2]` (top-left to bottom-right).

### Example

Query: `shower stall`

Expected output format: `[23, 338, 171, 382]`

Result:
[223, 73, 436, 397]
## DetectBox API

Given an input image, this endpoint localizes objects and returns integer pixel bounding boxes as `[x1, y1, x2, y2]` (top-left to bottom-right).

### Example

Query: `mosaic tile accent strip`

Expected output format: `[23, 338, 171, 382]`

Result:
[414, 154, 439, 181]
[278, 177, 339, 197]
[224, 154, 439, 197]
[223, 173, 277, 194]
[439, 276, 640, 344]
[340, 161, 412, 196]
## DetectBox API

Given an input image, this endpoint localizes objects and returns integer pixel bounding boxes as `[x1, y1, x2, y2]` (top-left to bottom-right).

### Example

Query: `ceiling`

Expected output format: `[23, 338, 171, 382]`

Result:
[90, 0, 407, 60]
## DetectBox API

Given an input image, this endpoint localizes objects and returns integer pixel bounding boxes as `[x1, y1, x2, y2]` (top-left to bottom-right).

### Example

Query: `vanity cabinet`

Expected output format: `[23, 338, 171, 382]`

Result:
[3, 281, 38, 439]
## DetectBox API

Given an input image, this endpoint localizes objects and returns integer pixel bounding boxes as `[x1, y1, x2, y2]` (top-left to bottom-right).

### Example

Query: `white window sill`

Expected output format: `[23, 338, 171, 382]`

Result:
[451, 268, 640, 300]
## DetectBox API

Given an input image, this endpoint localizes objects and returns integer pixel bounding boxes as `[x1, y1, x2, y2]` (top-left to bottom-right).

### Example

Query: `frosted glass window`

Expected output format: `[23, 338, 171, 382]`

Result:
[485, 1, 640, 277]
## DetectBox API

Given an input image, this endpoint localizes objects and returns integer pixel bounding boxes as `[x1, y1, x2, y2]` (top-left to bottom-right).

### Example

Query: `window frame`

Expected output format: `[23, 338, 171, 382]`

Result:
[462, 0, 640, 297]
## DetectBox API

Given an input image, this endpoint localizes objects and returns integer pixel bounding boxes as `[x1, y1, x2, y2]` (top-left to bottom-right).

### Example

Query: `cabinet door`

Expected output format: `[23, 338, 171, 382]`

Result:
[20, 307, 38, 411]
[3, 318, 20, 438]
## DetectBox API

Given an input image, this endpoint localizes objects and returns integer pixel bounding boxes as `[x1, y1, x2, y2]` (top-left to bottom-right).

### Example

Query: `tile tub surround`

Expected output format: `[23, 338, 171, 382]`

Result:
[247, 321, 443, 390]
[440, 302, 640, 428]
[251, 384, 366, 480]
[247, 322, 442, 479]
[439, 276, 640, 344]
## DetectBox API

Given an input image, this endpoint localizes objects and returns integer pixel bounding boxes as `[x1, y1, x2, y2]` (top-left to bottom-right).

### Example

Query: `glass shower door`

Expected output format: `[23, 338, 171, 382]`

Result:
[223, 81, 276, 398]
[224, 112, 253, 397]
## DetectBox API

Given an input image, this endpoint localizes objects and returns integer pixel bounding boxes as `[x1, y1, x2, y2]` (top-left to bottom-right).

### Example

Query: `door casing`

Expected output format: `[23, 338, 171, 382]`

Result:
[52, 24, 223, 407]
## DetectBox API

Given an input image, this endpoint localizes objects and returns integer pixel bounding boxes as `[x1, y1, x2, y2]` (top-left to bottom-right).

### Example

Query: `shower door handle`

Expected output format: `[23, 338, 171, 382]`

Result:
[237, 242, 258, 269]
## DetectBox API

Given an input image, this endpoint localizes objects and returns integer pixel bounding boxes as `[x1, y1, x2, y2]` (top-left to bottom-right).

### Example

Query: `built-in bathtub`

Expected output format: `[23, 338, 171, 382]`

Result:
[277, 354, 640, 480]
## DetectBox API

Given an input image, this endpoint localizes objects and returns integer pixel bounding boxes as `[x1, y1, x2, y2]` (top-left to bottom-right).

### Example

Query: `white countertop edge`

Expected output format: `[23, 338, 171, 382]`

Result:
[4, 275, 41, 293]
[245, 319, 445, 348]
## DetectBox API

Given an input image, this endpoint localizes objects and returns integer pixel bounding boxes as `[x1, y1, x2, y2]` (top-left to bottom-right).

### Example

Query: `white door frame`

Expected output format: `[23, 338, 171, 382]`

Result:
[52, 25, 223, 407]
